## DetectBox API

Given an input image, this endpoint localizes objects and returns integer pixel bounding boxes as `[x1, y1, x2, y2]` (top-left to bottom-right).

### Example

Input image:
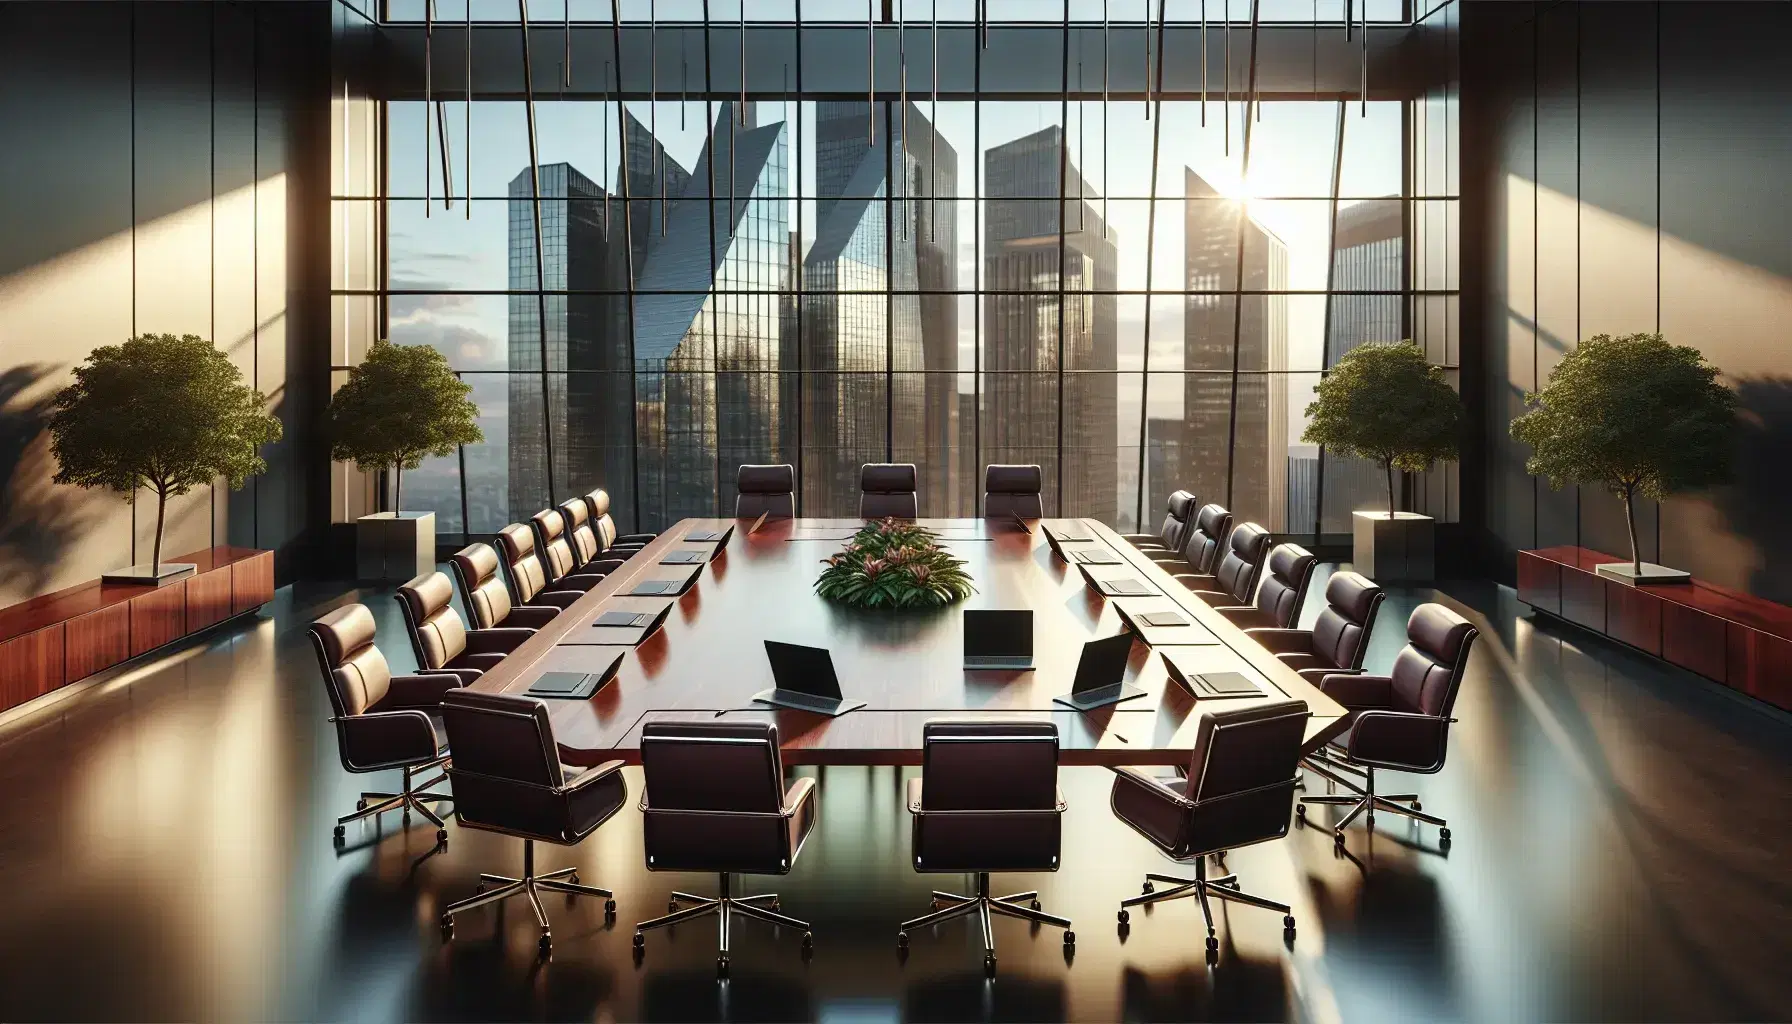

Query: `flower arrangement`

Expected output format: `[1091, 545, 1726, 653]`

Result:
[814, 518, 975, 609]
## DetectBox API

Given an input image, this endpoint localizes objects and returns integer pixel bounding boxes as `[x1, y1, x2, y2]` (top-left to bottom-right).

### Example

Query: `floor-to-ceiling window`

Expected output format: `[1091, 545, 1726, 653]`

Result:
[332, 1, 1456, 540]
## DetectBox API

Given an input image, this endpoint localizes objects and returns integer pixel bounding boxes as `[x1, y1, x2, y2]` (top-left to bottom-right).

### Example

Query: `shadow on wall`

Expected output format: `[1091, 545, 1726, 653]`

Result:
[1718, 376, 1792, 605]
[0, 365, 87, 597]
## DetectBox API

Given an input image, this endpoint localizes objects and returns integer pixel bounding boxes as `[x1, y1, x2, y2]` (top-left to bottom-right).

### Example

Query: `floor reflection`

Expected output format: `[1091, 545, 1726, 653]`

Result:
[0, 577, 1786, 1021]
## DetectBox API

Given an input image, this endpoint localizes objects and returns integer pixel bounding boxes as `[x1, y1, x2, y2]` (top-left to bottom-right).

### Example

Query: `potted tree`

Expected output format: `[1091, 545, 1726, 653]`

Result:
[328, 340, 482, 581]
[1303, 341, 1462, 580]
[1510, 333, 1736, 585]
[48, 333, 282, 585]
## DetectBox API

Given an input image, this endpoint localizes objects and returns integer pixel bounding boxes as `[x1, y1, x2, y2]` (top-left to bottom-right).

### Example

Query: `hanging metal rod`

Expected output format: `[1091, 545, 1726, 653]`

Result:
[425, 0, 432, 216]
[1102, 0, 1109, 237]
[518, 0, 557, 504]
[464, 0, 471, 219]
[868, 0, 876, 143]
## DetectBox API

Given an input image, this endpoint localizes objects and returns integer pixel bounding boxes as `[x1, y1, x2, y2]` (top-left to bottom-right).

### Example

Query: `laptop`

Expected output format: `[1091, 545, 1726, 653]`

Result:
[525, 650, 624, 700]
[1041, 526, 1093, 561]
[1052, 633, 1147, 711]
[587, 602, 673, 643]
[754, 641, 868, 717]
[1067, 547, 1123, 566]
[685, 523, 737, 545]
[1113, 603, 1192, 636]
[628, 577, 691, 597]
[962, 609, 1035, 670]
[1161, 652, 1264, 700]
[659, 549, 709, 564]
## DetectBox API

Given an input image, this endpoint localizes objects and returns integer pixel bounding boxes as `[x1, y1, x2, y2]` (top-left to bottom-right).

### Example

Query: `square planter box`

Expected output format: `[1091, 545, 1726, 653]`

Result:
[1352, 511, 1435, 582]
[357, 511, 435, 582]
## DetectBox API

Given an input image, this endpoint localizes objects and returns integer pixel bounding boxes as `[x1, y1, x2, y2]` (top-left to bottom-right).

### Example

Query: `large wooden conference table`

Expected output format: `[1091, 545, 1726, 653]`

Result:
[471, 517, 1349, 767]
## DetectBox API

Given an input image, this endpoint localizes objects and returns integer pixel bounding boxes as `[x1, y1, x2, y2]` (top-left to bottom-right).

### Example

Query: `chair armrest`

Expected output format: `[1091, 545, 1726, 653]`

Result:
[528, 589, 586, 609]
[502, 605, 561, 629]
[905, 776, 1067, 814]
[377, 672, 466, 710]
[1320, 672, 1395, 709]
[464, 627, 536, 655]
[420, 667, 484, 685]
[1347, 710, 1449, 771]
[1109, 767, 1190, 852]
[782, 776, 817, 816]
[1111, 766, 1190, 806]
[339, 709, 439, 766]
[582, 559, 628, 574]
[559, 572, 610, 590]
[1149, 553, 1189, 566]
[617, 533, 658, 544]
[1244, 627, 1313, 655]
[561, 759, 626, 794]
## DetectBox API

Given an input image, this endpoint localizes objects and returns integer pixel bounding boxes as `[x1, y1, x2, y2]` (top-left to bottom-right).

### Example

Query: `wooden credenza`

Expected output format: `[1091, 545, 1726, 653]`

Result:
[0, 547, 274, 715]
[1517, 546, 1792, 712]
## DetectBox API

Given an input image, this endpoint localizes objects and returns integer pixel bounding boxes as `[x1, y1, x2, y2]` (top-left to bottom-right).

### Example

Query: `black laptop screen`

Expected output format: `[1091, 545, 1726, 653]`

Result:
[963, 610, 1033, 659]
[1071, 633, 1135, 693]
[763, 641, 844, 699]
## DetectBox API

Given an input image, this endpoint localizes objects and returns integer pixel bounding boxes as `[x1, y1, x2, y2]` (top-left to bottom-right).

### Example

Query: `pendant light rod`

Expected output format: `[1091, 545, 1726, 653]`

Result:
[424, 0, 433, 216]
[1143, 0, 1151, 119]
[518, 0, 557, 504]
[434, 1, 453, 210]
[868, 0, 876, 143]
[1201, 0, 1208, 126]
[464, 0, 471, 219]
[930, 0, 938, 244]
[1102, 0, 1109, 238]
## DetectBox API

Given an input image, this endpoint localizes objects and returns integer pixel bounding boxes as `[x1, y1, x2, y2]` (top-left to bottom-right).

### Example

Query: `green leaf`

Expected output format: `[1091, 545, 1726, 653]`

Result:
[327, 340, 483, 473]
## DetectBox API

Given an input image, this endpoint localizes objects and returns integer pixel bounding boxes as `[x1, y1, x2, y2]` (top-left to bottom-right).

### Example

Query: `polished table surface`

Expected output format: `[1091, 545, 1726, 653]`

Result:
[471, 517, 1349, 766]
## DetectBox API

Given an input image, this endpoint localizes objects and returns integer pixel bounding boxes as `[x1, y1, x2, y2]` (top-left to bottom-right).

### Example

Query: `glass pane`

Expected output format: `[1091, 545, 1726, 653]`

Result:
[802, 372, 889, 516]
[1328, 198, 1405, 362]
[389, 293, 511, 371]
[387, 200, 511, 292]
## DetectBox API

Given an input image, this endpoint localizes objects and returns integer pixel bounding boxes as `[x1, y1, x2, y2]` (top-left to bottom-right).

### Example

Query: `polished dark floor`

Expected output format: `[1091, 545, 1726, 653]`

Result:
[0, 567, 1788, 1022]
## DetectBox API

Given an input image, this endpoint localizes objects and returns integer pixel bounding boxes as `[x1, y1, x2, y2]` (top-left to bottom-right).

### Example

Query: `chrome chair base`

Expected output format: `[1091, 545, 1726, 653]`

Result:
[1299, 758, 1451, 846]
[632, 871, 811, 975]
[899, 872, 1074, 975]
[1117, 856, 1295, 962]
[334, 759, 453, 845]
[440, 838, 615, 957]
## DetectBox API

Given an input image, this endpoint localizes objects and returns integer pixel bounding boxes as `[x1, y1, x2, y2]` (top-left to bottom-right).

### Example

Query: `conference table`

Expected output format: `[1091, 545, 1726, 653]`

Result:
[471, 517, 1349, 767]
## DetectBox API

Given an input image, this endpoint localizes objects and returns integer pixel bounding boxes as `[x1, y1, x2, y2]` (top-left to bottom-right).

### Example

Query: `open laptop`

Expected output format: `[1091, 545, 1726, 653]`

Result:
[963, 609, 1035, 670]
[754, 641, 867, 717]
[1075, 561, 1157, 597]
[525, 649, 625, 700]
[1040, 524, 1094, 561]
[1160, 651, 1264, 700]
[1052, 632, 1147, 711]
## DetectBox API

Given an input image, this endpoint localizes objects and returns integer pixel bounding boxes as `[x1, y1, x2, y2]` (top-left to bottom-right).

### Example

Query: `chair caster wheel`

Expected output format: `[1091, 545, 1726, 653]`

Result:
[1117, 909, 1129, 925]
[716, 955, 729, 976]
[1439, 826, 1451, 840]
[568, 872, 579, 885]
[1411, 800, 1422, 811]
[1205, 934, 1218, 951]
[440, 916, 454, 941]
[668, 899, 678, 913]
[402, 811, 412, 824]
[355, 800, 367, 812]
[474, 883, 484, 894]
[436, 828, 448, 844]
[333, 824, 345, 841]
[1206, 947, 1219, 966]
[771, 899, 781, 911]
[1062, 930, 1075, 946]
[537, 934, 552, 958]
[632, 932, 645, 949]
[983, 954, 997, 976]
[1295, 803, 1306, 819]
[897, 931, 909, 950]
[1031, 899, 1041, 910]
[1141, 881, 1154, 894]
[801, 931, 813, 950]
[605, 899, 617, 916]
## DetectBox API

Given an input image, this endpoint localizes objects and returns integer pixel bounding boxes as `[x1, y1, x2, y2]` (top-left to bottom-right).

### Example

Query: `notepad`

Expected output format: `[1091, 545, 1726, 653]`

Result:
[660, 549, 707, 564]
[1193, 672, 1262, 697]
[1070, 548, 1124, 565]
[629, 578, 685, 596]
[1139, 611, 1187, 627]
[526, 672, 597, 698]
[594, 610, 652, 628]
[1097, 578, 1155, 597]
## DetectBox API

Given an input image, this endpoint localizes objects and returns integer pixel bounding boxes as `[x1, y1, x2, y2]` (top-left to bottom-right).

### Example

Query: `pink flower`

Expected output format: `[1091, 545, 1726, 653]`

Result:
[908, 564, 932, 583]
[862, 558, 886, 578]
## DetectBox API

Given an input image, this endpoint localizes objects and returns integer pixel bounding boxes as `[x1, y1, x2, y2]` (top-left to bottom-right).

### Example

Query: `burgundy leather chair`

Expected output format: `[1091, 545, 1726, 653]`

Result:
[736, 464, 795, 518]
[582, 488, 657, 556]
[308, 603, 458, 844]
[631, 721, 817, 975]
[1247, 571, 1386, 683]
[1153, 502, 1232, 575]
[436, 689, 626, 957]
[1178, 521, 1272, 604]
[982, 464, 1044, 519]
[1211, 543, 1318, 630]
[449, 542, 561, 631]
[898, 721, 1072, 976]
[1111, 700, 1309, 960]
[1298, 604, 1478, 847]
[495, 522, 598, 603]
[395, 571, 535, 681]
[1121, 489, 1197, 551]
[859, 463, 919, 519]
[529, 509, 621, 592]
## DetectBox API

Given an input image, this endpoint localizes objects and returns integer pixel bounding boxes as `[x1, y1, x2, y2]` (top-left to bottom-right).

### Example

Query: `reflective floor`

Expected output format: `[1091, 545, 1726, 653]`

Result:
[0, 570, 1787, 1022]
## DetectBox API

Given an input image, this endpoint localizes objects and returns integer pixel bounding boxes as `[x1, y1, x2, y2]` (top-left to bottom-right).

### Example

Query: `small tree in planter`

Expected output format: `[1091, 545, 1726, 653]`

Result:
[1303, 341, 1463, 515]
[1510, 333, 1736, 579]
[327, 340, 482, 513]
[48, 333, 282, 581]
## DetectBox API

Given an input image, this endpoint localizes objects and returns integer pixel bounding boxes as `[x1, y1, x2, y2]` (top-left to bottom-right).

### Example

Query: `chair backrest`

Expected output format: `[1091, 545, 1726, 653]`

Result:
[583, 488, 623, 551]
[640, 720, 786, 813]
[1309, 571, 1385, 670]
[1251, 543, 1317, 628]
[735, 464, 795, 518]
[982, 464, 1043, 518]
[1390, 604, 1478, 717]
[859, 462, 919, 519]
[450, 542, 517, 630]
[1211, 522, 1272, 604]
[396, 571, 469, 671]
[307, 603, 393, 719]
[1181, 700, 1309, 856]
[1184, 503, 1233, 574]
[530, 508, 581, 582]
[920, 720, 1059, 810]
[558, 499, 601, 566]
[495, 523, 553, 603]
[1159, 489, 1197, 549]
[438, 689, 565, 788]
